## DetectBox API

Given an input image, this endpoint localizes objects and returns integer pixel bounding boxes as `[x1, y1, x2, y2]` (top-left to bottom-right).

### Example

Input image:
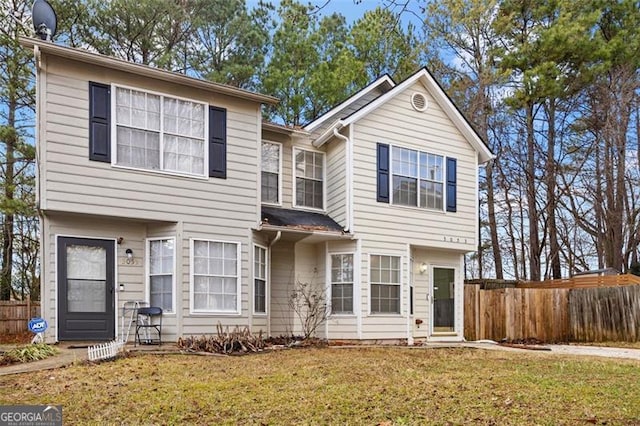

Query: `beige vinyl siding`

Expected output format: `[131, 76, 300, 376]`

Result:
[290, 243, 324, 337]
[352, 81, 478, 252]
[359, 242, 409, 340]
[42, 214, 161, 342]
[309, 88, 386, 138]
[40, 53, 264, 339]
[269, 241, 296, 336]
[41, 55, 260, 229]
[325, 139, 347, 227]
[179, 225, 252, 334]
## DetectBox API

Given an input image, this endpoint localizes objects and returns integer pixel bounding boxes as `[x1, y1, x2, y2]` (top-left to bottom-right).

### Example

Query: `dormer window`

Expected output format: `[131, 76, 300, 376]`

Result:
[294, 148, 325, 210]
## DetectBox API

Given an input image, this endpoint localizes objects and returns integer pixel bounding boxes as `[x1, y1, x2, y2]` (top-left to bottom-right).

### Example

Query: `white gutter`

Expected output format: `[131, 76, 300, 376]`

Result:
[332, 128, 351, 233]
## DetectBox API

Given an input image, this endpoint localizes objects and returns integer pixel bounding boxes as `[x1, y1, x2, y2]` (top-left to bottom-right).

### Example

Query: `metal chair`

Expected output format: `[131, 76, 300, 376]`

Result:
[135, 307, 162, 346]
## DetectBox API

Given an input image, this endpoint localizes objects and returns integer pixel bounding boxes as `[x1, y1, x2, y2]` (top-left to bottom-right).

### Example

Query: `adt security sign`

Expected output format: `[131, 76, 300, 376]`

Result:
[28, 318, 47, 343]
[28, 317, 48, 333]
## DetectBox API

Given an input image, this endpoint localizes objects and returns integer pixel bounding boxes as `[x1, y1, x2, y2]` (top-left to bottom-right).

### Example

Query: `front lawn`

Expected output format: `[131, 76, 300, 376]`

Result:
[1, 347, 639, 424]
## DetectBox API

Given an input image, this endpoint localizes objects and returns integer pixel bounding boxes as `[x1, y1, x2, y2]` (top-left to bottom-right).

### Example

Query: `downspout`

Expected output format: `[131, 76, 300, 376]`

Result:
[333, 128, 350, 233]
[267, 231, 281, 337]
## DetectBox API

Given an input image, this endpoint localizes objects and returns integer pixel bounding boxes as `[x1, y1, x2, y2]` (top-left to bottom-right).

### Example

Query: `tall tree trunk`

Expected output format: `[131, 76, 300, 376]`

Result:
[525, 103, 540, 281]
[1, 95, 16, 300]
[485, 162, 503, 278]
[545, 100, 561, 278]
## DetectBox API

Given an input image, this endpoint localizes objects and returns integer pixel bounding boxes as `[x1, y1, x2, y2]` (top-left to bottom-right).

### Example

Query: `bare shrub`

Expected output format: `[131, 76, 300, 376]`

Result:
[288, 279, 328, 340]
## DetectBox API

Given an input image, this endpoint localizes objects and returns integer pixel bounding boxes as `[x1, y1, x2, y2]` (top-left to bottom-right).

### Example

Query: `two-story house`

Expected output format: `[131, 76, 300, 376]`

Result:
[23, 37, 493, 344]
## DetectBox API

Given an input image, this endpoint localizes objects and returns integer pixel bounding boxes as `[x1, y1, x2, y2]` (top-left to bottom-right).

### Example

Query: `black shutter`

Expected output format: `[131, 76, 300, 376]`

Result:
[446, 157, 457, 212]
[377, 143, 389, 203]
[209, 106, 227, 179]
[89, 82, 111, 163]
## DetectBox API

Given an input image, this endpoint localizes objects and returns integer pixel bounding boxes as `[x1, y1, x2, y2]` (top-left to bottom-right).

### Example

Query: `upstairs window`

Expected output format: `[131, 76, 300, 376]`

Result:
[294, 148, 324, 210]
[261, 141, 281, 204]
[114, 86, 206, 177]
[391, 146, 443, 210]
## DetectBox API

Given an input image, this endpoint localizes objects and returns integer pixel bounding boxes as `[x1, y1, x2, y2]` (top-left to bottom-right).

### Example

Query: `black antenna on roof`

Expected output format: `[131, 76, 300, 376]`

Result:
[32, 0, 57, 41]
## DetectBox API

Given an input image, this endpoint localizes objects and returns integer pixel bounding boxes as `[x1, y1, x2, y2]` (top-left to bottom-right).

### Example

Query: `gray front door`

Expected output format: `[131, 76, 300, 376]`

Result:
[58, 237, 115, 341]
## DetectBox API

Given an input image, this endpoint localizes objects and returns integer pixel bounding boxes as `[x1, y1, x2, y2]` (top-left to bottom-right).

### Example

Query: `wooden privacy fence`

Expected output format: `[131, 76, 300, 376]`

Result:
[465, 278, 640, 342]
[0, 300, 41, 335]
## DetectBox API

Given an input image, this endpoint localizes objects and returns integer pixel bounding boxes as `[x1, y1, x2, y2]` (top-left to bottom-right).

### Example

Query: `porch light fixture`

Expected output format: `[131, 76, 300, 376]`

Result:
[420, 262, 428, 274]
[125, 248, 133, 264]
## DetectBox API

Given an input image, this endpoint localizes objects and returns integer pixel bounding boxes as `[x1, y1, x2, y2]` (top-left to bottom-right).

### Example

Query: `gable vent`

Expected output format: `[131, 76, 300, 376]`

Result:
[411, 92, 428, 112]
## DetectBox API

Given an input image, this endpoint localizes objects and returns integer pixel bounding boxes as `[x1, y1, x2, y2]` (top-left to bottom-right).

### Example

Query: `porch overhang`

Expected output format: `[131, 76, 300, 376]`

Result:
[256, 206, 353, 243]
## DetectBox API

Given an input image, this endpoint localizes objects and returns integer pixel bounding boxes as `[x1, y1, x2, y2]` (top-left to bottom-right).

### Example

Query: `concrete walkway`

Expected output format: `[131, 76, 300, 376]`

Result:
[0, 346, 87, 376]
[458, 341, 640, 360]
[1, 341, 639, 376]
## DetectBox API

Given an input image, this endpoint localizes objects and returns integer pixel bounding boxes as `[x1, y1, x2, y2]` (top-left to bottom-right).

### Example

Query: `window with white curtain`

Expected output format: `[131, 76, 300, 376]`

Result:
[115, 86, 206, 176]
[191, 240, 240, 313]
[148, 238, 174, 312]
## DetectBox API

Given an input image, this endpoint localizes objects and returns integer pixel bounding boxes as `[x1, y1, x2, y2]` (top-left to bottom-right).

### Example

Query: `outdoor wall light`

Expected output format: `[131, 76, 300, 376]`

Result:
[420, 262, 428, 274]
[125, 248, 134, 264]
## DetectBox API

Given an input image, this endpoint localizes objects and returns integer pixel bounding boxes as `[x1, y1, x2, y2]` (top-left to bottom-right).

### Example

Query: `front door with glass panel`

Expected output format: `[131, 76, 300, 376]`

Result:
[431, 267, 455, 334]
[58, 237, 115, 340]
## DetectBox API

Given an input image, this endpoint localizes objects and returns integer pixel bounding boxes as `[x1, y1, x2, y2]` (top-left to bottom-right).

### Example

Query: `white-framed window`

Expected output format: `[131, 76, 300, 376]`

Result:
[190, 239, 241, 314]
[294, 148, 325, 210]
[391, 146, 443, 210]
[147, 237, 175, 313]
[254, 245, 267, 314]
[370, 254, 401, 314]
[261, 141, 282, 204]
[331, 253, 354, 315]
[113, 85, 207, 177]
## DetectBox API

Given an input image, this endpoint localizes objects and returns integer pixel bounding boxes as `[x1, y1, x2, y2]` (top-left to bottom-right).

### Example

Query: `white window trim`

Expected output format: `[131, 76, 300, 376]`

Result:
[328, 252, 355, 317]
[253, 243, 268, 316]
[145, 237, 176, 315]
[189, 238, 242, 315]
[368, 253, 403, 317]
[110, 83, 210, 180]
[261, 140, 283, 206]
[292, 146, 326, 212]
[389, 143, 446, 212]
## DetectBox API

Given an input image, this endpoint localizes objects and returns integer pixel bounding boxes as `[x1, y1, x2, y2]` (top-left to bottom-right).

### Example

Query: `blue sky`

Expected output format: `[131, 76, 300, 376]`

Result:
[247, 0, 424, 27]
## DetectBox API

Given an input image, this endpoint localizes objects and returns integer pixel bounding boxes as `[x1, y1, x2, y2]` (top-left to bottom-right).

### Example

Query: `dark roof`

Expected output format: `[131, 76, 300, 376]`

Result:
[261, 206, 344, 232]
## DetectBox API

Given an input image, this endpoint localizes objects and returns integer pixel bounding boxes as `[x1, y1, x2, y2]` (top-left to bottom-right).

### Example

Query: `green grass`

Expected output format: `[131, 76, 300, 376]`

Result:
[1, 347, 639, 425]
